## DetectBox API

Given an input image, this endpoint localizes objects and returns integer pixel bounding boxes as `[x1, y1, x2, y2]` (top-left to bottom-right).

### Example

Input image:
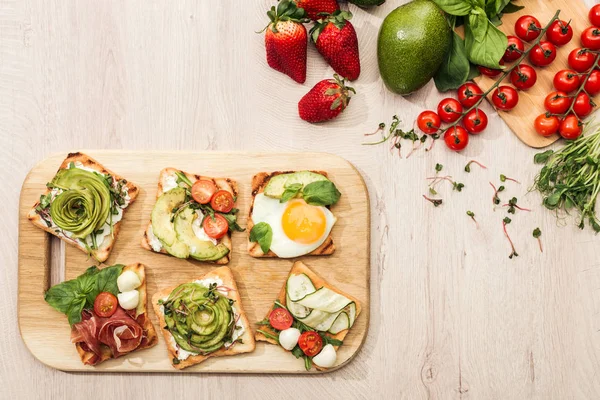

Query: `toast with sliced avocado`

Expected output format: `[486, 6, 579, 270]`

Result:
[141, 168, 241, 264]
[28, 152, 139, 262]
[152, 266, 255, 370]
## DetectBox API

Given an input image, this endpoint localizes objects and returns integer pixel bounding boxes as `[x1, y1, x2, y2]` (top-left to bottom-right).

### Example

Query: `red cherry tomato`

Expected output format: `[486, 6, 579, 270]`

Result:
[510, 64, 537, 90]
[529, 41, 557, 67]
[559, 114, 583, 140]
[478, 59, 504, 77]
[568, 48, 597, 72]
[437, 98, 463, 123]
[416, 111, 441, 135]
[546, 20, 573, 46]
[581, 27, 600, 50]
[210, 190, 234, 213]
[553, 69, 581, 93]
[457, 83, 483, 108]
[268, 308, 293, 331]
[298, 331, 323, 357]
[492, 86, 519, 111]
[544, 91, 571, 115]
[462, 109, 488, 134]
[202, 213, 229, 239]
[94, 292, 118, 318]
[503, 36, 525, 62]
[534, 114, 560, 137]
[590, 4, 600, 27]
[573, 92, 594, 118]
[584, 70, 600, 96]
[443, 126, 469, 151]
[191, 180, 217, 204]
[515, 15, 542, 42]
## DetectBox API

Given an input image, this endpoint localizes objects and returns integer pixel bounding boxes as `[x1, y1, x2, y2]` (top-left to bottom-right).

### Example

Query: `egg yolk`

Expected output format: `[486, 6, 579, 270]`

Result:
[281, 200, 327, 244]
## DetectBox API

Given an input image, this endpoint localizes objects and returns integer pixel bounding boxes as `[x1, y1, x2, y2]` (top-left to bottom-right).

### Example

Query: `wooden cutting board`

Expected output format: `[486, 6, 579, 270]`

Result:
[17, 151, 370, 373]
[474, 0, 595, 148]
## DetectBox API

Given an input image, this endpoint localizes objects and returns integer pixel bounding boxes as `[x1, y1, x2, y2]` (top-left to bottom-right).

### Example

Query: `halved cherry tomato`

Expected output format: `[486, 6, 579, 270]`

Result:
[510, 64, 537, 90]
[416, 111, 441, 135]
[568, 48, 597, 72]
[191, 180, 217, 204]
[529, 41, 557, 67]
[581, 27, 600, 50]
[202, 213, 229, 239]
[462, 109, 487, 134]
[478, 59, 504, 77]
[443, 126, 469, 151]
[437, 98, 463, 123]
[534, 114, 560, 137]
[573, 92, 594, 118]
[298, 331, 323, 357]
[492, 86, 519, 111]
[210, 190, 234, 213]
[269, 308, 293, 331]
[515, 15, 542, 42]
[590, 4, 600, 27]
[94, 292, 118, 318]
[553, 69, 581, 93]
[546, 20, 573, 46]
[503, 36, 525, 62]
[585, 70, 600, 96]
[457, 83, 483, 108]
[559, 114, 583, 140]
[544, 91, 571, 115]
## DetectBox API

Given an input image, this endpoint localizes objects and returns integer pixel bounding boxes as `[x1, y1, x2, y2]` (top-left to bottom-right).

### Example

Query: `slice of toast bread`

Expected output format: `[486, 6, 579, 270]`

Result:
[152, 266, 255, 370]
[28, 152, 139, 263]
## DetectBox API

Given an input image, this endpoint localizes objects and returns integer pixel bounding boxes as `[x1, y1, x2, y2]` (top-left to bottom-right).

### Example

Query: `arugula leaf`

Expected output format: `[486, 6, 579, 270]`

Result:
[291, 345, 304, 359]
[174, 171, 193, 187]
[302, 181, 341, 206]
[465, 18, 507, 68]
[219, 212, 245, 232]
[280, 183, 303, 203]
[432, 0, 473, 16]
[249, 222, 273, 253]
[323, 336, 343, 346]
[434, 31, 470, 92]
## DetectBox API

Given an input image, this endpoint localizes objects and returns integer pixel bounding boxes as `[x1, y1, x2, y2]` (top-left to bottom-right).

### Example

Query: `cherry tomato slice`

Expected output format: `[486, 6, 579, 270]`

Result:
[492, 86, 519, 111]
[443, 126, 469, 151]
[416, 111, 441, 135]
[515, 15, 542, 42]
[546, 20, 573, 46]
[590, 4, 600, 27]
[94, 292, 118, 318]
[503, 36, 525, 62]
[510, 64, 537, 90]
[437, 98, 463, 123]
[534, 114, 560, 137]
[298, 331, 323, 357]
[529, 41, 557, 67]
[568, 48, 597, 73]
[269, 308, 293, 331]
[191, 180, 217, 204]
[210, 190, 234, 213]
[462, 109, 488, 134]
[553, 69, 581, 93]
[581, 27, 600, 51]
[559, 114, 583, 140]
[457, 83, 483, 108]
[202, 213, 229, 239]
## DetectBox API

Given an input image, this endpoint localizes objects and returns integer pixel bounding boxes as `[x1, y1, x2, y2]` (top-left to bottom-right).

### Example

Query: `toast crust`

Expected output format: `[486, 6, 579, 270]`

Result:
[254, 261, 361, 371]
[151, 266, 256, 370]
[27, 152, 139, 263]
[247, 171, 336, 258]
[141, 168, 237, 265]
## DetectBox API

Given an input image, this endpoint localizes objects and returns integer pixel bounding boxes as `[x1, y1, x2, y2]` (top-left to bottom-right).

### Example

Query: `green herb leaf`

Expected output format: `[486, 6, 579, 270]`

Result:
[435, 163, 443, 172]
[91, 265, 123, 302]
[302, 181, 341, 206]
[281, 183, 303, 203]
[434, 31, 470, 92]
[249, 222, 273, 254]
[219, 212, 245, 232]
[501, 2, 525, 14]
[533, 228, 541, 238]
[534, 150, 554, 164]
[432, 0, 473, 16]
[291, 346, 304, 359]
[468, 8, 488, 43]
[465, 16, 507, 68]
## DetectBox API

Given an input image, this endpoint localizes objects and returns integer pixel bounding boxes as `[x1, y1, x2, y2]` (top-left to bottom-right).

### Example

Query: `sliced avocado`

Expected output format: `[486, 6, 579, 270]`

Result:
[174, 206, 230, 261]
[263, 171, 329, 198]
[151, 187, 186, 246]
[162, 239, 190, 259]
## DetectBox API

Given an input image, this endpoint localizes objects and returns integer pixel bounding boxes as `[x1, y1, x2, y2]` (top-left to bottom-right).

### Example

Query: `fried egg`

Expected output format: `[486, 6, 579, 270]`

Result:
[252, 193, 336, 258]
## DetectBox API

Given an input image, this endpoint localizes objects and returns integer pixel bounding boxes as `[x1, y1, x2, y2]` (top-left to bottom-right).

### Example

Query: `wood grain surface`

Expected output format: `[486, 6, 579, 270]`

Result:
[2, 0, 600, 398]
[18, 151, 370, 373]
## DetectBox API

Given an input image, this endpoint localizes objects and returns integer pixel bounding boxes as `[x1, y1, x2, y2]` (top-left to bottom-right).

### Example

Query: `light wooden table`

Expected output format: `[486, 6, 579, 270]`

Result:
[2, 0, 600, 398]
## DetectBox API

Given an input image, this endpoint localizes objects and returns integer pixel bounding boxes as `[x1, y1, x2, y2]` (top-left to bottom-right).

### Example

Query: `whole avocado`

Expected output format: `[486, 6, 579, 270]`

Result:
[377, 0, 451, 95]
[349, 0, 385, 6]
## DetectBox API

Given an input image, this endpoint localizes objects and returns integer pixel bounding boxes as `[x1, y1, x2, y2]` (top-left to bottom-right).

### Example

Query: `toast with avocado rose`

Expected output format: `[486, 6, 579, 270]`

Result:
[141, 168, 242, 264]
[28, 152, 139, 262]
[152, 266, 255, 370]
[247, 170, 340, 258]
[255, 261, 361, 371]
[44, 263, 158, 366]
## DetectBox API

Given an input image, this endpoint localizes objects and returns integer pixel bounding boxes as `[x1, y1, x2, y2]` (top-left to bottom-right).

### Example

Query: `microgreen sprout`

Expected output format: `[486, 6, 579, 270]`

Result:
[503, 217, 519, 259]
[427, 175, 464, 192]
[533, 228, 542, 252]
[467, 211, 479, 229]
[489, 182, 505, 205]
[435, 163, 443, 173]
[464, 160, 487, 173]
[423, 195, 442, 207]
[503, 197, 531, 214]
[364, 122, 386, 136]
[500, 174, 520, 184]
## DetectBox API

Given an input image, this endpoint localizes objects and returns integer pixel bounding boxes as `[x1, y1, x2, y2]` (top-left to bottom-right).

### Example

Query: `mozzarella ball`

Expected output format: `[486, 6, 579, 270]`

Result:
[117, 290, 139, 310]
[278, 328, 301, 351]
[117, 270, 141, 292]
[312, 344, 337, 368]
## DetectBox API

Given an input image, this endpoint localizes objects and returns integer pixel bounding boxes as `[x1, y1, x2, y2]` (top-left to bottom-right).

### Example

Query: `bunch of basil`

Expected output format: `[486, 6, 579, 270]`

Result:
[432, 0, 524, 92]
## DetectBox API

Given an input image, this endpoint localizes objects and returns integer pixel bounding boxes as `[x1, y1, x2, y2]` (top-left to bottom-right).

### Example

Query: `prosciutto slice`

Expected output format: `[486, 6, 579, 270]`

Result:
[70, 310, 101, 356]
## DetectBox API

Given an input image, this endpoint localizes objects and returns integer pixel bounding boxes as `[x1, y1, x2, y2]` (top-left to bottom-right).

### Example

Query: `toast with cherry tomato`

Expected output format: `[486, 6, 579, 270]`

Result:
[152, 266, 255, 370]
[255, 261, 361, 371]
[44, 263, 158, 366]
[141, 167, 242, 264]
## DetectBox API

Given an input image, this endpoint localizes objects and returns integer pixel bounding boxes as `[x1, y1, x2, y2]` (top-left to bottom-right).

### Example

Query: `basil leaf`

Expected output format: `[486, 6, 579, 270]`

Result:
[465, 17, 507, 68]
[468, 8, 488, 43]
[280, 183, 303, 203]
[67, 298, 87, 325]
[249, 222, 273, 254]
[432, 0, 473, 16]
[467, 62, 481, 80]
[44, 279, 81, 314]
[434, 31, 470, 92]
[302, 181, 341, 206]
[90, 265, 123, 303]
[501, 1, 524, 14]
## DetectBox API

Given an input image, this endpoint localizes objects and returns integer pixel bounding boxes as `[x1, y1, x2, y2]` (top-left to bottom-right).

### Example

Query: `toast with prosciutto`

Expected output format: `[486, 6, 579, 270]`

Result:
[44, 263, 157, 366]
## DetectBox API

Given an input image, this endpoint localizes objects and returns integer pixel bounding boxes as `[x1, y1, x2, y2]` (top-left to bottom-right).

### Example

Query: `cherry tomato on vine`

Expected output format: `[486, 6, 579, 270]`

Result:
[568, 48, 597, 72]
[462, 109, 488, 134]
[416, 111, 441, 135]
[515, 15, 542, 42]
[503, 36, 525, 62]
[492, 86, 519, 111]
[534, 114, 560, 137]
[584, 70, 600, 96]
[590, 4, 600, 27]
[581, 27, 600, 50]
[457, 83, 483, 108]
[437, 98, 463, 123]
[546, 20, 573, 46]
[544, 91, 571, 115]
[573, 92, 594, 118]
[510, 65, 537, 90]
[478, 59, 504, 77]
[553, 69, 581, 93]
[559, 114, 583, 140]
[529, 41, 557, 67]
[443, 126, 469, 151]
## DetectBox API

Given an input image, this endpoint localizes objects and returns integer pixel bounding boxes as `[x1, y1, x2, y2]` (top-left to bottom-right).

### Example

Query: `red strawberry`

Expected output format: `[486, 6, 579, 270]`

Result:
[298, 74, 355, 123]
[310, 11, 360, 81]
[295, 0, 339, 21]
[262, 1, 308, 84]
